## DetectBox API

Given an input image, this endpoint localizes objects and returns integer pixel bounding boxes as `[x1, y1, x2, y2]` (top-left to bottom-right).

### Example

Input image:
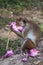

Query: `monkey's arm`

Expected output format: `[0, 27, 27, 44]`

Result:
[10, 25, 24, 39]
[13, 29, 24, 38]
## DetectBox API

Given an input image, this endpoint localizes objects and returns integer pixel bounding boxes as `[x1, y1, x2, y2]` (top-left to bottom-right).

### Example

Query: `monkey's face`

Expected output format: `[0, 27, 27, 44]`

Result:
[10, 18, 30, 32]
[17, 18, 30, 27]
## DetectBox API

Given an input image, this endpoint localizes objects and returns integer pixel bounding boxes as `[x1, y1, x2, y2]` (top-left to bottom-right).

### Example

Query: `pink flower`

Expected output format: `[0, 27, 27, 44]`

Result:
[22, 58, 27, 62]
[4, 50, 14, 58]
[10, 22, 23, 32]
[10, 22, 18, 31]
[10, 22, 16, 26]
[28, 48, 39, 57]
[17, 26, 23, 32]
[6, 50, 14, 55]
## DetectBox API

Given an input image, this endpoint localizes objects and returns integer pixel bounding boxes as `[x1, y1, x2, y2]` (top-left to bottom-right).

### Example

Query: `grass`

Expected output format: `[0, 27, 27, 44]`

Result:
[0, 0, 43, 12]
[0, 38, 21, 57]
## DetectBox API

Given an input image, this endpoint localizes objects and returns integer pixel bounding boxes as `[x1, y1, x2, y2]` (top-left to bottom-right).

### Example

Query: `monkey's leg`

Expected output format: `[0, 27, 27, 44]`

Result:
[21, 38, 36, 53]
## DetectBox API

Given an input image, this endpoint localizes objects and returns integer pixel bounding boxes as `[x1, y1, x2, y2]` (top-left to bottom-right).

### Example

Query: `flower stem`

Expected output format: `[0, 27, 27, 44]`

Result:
[6, 30, 11, 50]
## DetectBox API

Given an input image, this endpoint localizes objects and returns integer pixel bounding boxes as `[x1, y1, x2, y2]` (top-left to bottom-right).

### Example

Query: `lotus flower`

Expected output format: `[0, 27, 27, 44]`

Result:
[10, 22, 23, 32]
[28, 48, 39, 57]
[3, 50, 14, 58]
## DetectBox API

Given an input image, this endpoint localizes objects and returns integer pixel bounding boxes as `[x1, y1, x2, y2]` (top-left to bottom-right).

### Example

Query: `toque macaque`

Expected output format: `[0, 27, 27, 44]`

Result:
[10, 18, 41, 52]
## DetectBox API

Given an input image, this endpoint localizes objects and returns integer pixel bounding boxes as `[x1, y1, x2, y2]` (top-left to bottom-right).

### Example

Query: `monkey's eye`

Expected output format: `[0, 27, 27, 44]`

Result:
[23, 19, 26, 23]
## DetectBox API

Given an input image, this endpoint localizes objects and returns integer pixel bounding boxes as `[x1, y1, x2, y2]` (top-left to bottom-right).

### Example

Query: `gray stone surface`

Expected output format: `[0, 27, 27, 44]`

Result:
[0, 53, 43, 65]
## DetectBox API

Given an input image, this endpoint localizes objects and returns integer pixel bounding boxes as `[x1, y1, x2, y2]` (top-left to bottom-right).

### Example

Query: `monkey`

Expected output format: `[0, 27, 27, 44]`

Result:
[10, 18, 41, 53]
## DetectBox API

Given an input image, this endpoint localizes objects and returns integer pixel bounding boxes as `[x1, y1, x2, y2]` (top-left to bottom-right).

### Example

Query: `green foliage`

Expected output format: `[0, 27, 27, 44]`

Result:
[9, 39, 21, 52]
[15, 5, 24, 13]
[0, 0, 43, 10]
[0, 45, 6, 57]
[0, 0, 8, 8]
[0, 38, 6, 57]
[0, 38, 21, 57]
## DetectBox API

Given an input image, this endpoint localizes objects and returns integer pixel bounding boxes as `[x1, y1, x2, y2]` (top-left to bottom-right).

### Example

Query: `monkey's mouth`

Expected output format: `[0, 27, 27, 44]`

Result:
[10, 22, 23, 32]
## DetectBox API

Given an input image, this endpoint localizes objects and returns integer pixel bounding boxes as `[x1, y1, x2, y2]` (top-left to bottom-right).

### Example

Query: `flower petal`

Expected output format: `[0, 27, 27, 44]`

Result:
[10, 22, 23, 32]
[28, 48, 39, 57]
[22, 58, 27, 62]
